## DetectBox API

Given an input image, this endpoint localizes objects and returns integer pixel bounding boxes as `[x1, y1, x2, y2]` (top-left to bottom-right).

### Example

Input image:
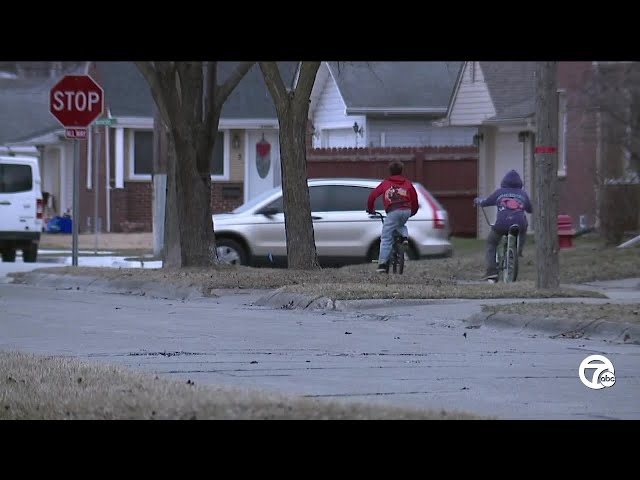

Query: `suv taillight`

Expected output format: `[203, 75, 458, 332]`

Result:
[417, 185, 446, 229]
[36, 199, 43, 220]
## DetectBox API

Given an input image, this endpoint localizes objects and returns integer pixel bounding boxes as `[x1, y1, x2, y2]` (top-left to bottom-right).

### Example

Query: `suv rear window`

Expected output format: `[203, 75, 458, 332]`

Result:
[0, 163, 33, 193]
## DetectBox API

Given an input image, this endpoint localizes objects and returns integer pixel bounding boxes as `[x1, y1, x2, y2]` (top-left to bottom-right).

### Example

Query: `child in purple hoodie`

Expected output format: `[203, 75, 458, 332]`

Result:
[474, 169, 532, 280]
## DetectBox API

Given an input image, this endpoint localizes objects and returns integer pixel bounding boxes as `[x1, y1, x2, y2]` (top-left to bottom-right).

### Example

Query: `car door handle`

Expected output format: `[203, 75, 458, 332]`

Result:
[312, 216, 322, 220]
[0, 201, 10, 205]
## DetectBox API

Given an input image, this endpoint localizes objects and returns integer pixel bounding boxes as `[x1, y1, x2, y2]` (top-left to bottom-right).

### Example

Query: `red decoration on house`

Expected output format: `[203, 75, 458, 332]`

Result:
[257, 140, 271, 157]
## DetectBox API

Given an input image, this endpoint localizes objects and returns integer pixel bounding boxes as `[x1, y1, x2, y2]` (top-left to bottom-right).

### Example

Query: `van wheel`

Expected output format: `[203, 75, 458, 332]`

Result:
[1, 249, 16, 262]
[216, 238, 248, 266]
[22, 244, 38, 263]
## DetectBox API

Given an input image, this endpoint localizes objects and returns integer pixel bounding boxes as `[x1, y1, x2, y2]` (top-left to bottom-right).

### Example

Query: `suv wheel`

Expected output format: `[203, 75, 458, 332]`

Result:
[216, 238, 248, 266]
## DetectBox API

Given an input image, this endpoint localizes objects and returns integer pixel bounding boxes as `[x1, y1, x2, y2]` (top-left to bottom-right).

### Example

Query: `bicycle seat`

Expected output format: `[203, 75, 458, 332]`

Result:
[508, 224, 520, 234]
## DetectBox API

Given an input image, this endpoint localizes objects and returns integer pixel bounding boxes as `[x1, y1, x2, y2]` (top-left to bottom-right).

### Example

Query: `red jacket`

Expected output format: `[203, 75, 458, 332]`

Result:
[367, 175, 419, 215]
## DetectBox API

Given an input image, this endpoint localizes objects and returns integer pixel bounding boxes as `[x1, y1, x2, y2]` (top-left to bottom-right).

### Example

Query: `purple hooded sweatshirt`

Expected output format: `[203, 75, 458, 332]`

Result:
[480, 170, 532, 232]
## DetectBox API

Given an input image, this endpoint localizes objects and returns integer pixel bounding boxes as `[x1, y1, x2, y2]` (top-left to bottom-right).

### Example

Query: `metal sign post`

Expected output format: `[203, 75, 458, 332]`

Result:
[49, 75, 104, 267]
[72, 139, 80, 266]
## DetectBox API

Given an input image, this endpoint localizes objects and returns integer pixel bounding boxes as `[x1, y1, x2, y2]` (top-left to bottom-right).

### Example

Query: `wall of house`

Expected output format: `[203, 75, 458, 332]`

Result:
[557, 61, 598, 229]
[313, 72, 346, 126]
[79, 127, 110, 233]
[229, 129, 244, 182]
[449, 62, 497, 126]
[366, 118, 476, 147]
[307, 146, 479, 236]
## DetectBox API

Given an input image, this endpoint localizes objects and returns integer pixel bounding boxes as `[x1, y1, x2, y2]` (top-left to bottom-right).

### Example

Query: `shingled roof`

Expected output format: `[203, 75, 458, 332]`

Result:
[326, 61, 462, 113]
[0, 64, 86, 144]
[94, 62, 298, 119]
[479, 61, 537, 122]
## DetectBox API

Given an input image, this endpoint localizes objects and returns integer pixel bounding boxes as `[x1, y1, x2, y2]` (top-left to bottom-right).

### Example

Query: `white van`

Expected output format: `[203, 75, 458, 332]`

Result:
[0, 155, 43, 262]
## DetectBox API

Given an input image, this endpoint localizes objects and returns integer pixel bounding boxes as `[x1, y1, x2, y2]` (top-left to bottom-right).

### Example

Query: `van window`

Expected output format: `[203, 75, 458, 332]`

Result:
[0, 164, 33, 193]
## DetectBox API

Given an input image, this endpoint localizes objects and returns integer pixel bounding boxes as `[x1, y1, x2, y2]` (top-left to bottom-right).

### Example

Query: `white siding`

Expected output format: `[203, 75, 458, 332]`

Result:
[478, 128, 496, 238]
[449, 62, 496, 126]
[367, 118, 476, 147]
[313, 72, 347, 126]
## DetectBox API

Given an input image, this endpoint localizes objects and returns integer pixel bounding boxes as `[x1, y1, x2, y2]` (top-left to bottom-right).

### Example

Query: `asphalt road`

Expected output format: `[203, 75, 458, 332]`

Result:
[1, 281, 638, 420]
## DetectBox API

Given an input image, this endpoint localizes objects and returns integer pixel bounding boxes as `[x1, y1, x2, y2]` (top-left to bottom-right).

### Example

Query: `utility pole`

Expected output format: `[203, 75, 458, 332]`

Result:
[533, 61, 560, 289]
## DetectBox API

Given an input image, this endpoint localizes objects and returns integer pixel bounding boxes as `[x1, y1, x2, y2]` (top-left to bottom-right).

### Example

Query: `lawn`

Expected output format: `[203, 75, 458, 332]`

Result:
[16, 232, 636, 301]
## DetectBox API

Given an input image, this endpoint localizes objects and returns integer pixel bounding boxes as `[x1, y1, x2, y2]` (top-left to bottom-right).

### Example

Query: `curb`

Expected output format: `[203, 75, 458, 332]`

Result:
[9, 272, 207, 301]
[253, 287, 335, 311]
[466, 312, 640, 345]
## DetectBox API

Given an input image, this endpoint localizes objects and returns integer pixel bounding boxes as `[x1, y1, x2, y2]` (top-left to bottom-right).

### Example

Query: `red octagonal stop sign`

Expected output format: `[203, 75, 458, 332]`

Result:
[50, 75, 104, 128]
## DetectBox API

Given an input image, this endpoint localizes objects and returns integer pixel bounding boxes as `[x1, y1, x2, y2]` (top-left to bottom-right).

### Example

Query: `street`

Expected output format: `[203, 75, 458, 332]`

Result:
[1, 281, 638, 420]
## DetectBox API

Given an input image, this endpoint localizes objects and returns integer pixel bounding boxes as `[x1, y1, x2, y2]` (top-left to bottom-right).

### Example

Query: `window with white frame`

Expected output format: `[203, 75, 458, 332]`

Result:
[210, 130, 229, 180]
[558, 90, 568, 176]
[128, 129, 153, 180]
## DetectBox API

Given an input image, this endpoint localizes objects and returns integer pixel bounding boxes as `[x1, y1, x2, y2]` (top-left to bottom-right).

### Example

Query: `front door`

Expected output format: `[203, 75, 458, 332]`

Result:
[246, 130, 280, 202]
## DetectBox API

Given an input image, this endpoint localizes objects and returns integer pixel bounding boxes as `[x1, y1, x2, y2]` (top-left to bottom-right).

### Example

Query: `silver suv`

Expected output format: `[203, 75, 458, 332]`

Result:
[212, 178, 452, 266]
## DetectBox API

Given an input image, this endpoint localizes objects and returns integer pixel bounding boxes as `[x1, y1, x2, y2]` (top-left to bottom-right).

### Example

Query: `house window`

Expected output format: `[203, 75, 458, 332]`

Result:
[210, 130, 230, 180]
[127, 129, 153, 180]
[558, 90, 568, 176]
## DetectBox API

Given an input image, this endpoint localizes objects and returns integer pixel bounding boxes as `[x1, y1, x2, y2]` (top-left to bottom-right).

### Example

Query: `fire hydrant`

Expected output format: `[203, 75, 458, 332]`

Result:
[557, 214, 576, 249]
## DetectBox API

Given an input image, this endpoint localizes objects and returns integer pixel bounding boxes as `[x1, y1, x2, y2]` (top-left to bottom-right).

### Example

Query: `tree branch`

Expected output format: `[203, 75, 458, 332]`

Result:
[294, 62, 321, 100]
[215, 61, 255, 107]
[135, 62, 176, 128]
[259, 62, 289, 110]
[203, 62, 216, 127]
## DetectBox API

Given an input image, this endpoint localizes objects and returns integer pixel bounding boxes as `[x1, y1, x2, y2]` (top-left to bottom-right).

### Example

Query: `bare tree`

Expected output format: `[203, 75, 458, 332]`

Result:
[579, 62, 640, 244]
[534, 61, 560, 290]
[260, 62, 321, 270]
[135, 62, 254, 268]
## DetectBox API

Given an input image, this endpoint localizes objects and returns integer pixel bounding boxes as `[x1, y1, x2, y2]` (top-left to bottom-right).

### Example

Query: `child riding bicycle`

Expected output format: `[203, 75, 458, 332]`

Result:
[366, 161, 419, 273]
[474, 169, 532, 281]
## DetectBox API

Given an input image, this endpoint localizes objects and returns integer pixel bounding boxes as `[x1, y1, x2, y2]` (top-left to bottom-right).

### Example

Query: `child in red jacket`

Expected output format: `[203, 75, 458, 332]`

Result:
[367, 161, 419, 273]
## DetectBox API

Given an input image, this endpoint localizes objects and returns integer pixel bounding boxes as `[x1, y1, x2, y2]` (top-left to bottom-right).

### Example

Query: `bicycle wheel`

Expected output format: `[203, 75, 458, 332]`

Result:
[503, 236, 519, 283]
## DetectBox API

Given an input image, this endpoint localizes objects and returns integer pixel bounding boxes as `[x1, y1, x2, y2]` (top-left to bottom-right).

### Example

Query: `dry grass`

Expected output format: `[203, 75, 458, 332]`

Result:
[425, 233, 640, 284]
[482, 302, 640, 325]
[0, 351, 483, 420]
[17, 233, 634, 301]
[39, 233, 152, 252]
[17, 265, 606, 300]
[281, 282, 607, 300]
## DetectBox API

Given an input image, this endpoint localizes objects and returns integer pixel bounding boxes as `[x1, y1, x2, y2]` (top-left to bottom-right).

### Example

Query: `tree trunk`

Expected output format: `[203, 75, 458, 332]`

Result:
[279, 105, 320, 269]
[534, 61, 560, 290]
[163, 132, 181, 267]
[172, 132, 217, 267]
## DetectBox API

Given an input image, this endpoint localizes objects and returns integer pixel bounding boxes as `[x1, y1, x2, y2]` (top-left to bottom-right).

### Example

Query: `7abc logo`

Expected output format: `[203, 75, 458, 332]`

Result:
[579, 355, 616, 390]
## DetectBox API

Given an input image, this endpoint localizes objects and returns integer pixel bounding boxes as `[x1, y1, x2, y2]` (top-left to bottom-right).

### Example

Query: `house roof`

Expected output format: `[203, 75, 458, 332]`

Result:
[219, 62, 298, 118]
[0, 63, 86, 145]
[94, 61, 299, 120]
[326, 62, 463, 114]
[479, 62, 537, 122]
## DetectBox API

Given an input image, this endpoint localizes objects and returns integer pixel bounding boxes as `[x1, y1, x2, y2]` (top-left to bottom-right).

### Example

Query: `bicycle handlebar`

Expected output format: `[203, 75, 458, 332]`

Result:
[366, 210, 385, 224]
[474, 203, 495, 228]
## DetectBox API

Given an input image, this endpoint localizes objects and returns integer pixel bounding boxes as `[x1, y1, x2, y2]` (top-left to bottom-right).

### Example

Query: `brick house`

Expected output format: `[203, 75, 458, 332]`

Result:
[443, 61, 605, 238]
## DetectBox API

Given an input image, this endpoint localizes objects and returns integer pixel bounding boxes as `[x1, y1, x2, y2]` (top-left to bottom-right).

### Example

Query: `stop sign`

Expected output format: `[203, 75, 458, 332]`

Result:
[50, 75, 104, 128]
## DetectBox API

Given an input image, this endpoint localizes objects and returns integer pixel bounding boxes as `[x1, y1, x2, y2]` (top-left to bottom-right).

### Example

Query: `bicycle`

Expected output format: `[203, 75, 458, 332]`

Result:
[369, 210, 407, 274]
[478, 205, 520, 283]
